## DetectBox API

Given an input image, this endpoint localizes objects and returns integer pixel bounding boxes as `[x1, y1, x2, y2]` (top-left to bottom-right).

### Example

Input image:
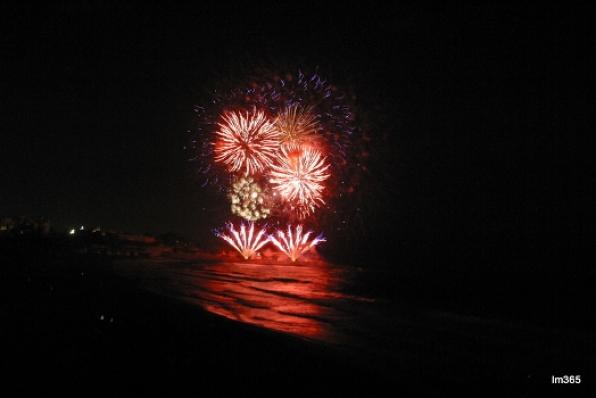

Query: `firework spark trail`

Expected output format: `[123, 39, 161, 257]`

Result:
[269, 224, 326, 262]
[269, 145, 331, 217]
[214, 109, 280, 176]
[216, 222, 270, 259]
[274, 104, 320, 148]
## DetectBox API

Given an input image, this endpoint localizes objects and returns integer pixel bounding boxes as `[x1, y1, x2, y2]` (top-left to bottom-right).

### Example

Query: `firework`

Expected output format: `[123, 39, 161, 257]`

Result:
[274, 104, 320, 148]
[191, 70, 356, 188]
[213, 109, 280, 176]
[191, 69, 364, 240]
[216, 222, 270, 260]
[269, 145, 331, 217]
[229, 176, 271, 221]
[269, 224, 326, 262]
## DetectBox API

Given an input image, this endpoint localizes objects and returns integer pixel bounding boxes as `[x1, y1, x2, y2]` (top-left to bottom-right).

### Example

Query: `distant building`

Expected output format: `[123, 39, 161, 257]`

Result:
[0, 217, 14, 232]
[0, 216, 50, 236]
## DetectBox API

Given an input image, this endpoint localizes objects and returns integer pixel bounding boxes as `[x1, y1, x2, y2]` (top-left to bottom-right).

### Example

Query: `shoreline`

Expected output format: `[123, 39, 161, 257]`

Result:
[2, 237, 593, 394]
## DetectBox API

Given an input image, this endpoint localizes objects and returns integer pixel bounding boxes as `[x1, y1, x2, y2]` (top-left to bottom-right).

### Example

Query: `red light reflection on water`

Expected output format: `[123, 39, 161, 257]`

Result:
[116, 257, 368, 343]
[190, 262, 344, 340]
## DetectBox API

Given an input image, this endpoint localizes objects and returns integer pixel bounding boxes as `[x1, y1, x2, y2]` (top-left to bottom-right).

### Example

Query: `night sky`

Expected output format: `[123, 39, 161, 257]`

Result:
[1, 4, 590, 267]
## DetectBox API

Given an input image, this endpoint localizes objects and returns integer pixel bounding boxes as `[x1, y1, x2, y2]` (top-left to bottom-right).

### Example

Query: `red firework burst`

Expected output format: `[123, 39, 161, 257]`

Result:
[269, 145, 331, 217]
[213, 109, 280, 175]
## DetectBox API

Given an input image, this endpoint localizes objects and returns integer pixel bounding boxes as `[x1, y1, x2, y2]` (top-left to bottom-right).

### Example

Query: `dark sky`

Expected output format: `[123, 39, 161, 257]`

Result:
[1, 4, 590, 266]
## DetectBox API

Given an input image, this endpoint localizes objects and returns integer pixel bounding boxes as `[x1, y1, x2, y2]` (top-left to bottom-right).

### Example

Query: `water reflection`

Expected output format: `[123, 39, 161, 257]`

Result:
[202, 262, 362, 340]
[120, 260, 369, 343]
[114, 257, 579, 385]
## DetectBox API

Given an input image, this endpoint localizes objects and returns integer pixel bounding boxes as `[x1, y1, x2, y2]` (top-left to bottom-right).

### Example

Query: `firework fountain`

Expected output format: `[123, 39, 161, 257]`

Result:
[216, 222, 269, 260]
[269, 225, 326, 262]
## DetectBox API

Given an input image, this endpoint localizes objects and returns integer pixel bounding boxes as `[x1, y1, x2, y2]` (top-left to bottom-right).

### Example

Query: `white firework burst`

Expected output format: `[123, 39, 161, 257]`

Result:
[269, 145, 331, 217]
[213, 108, 280, 176]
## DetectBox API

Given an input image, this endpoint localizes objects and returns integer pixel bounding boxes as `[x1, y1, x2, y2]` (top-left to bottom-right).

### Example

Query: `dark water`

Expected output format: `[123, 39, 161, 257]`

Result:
[115, 257, 594, 385]
[116, 259, 376, 345]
